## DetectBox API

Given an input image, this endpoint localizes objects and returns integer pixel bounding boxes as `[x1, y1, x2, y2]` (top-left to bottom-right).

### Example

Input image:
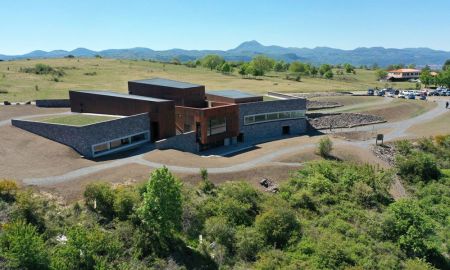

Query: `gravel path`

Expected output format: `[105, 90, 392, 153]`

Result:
[20, 101, 448, 186]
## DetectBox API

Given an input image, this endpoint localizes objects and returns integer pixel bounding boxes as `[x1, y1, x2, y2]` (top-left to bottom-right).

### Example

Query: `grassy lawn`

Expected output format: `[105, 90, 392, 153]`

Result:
[407, 110, 450, 136]
[35, 114, 118, 126]
[0, 58, 416, 101]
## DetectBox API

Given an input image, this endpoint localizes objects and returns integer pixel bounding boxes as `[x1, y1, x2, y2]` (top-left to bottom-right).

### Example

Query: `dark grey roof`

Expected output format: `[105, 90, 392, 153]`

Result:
[129, 78, 202, 89]
[206, 90, 262, 99]
[72, 90, 171, 102]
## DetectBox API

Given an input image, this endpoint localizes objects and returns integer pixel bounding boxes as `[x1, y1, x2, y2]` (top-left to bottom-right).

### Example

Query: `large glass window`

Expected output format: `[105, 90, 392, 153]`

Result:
[244, 110, 305, 125]
[207, 117, 227, 136]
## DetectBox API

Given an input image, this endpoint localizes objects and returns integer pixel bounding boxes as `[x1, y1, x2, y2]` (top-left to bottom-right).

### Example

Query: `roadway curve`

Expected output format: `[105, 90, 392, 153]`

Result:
[22, 101, 448, 186]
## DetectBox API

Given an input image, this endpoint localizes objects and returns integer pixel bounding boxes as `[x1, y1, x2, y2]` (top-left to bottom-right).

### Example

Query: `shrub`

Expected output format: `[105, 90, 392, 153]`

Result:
[395, 139, 414, 155]
[0, 179, 18, 201]
[0, 220, 49, 269]
[318, 136, 333, 157]
[396, 152, 441, 183]
[235, 226, 265, 261]
[113, 186, 139, 221]
[383, 199, 434, 258]
[203, 216, 235, 252]
[83, 182, 115, 220]
[255, 208, 300, 248]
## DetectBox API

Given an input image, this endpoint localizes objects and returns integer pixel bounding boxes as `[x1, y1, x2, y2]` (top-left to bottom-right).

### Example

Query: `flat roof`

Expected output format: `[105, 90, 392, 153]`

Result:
[206, 90, 262, 99]
[72, 90, 171, 102]
[128, 78, 202, 89]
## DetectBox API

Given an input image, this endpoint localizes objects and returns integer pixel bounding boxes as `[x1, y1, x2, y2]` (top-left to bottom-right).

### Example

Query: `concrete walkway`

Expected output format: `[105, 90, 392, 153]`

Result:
[21, 101, 448, 186]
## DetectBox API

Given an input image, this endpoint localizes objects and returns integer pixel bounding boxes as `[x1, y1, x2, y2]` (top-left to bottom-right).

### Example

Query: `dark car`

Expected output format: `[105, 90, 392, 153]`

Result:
[367, 89, 374, 96]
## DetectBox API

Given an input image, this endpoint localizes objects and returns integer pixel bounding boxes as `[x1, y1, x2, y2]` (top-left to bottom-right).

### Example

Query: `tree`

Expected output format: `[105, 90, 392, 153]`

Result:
[255, 208, 300, 248]
[310, 66, 318, 77]
[343, 63, 354, 73]
[0, 220, 49, 270]
[201, 54, 225, 70]
[324, 70, 334, 79]
[318, 136, 333, 157]
[199, 168, 215, 195]
[319, 64, 332, 76]
[220, 62, 232, 73]
[113, 186, 139, 221]
[273, 61, 286, 72]
[137, 167, 183, 238]
[250, 55, 275, 76]
[443, 59, 450, 71]
[383, 199, 434, 258]
[376, 69, 388, 80]
[289, 61, 306, 73]
[238, 63, 248, 76]
[420, 70, 433, 87]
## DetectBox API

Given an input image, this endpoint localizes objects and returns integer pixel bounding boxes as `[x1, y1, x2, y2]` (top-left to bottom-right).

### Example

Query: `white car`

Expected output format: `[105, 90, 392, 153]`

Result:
[398, 93, 406, 98]
[386, 91, 395, 98]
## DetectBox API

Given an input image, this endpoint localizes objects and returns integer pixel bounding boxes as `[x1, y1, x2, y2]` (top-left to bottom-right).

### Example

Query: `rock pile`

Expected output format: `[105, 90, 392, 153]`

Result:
[372, 143, 396, 166]
[308, 113, 385, 129]
[306, 100, 342, 110]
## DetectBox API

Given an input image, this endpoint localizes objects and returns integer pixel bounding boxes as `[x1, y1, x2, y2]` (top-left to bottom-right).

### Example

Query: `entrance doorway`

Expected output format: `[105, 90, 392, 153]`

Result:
[151, 122, 159, 142]
[282, 126, 290, 135]
[237, 133, 244, 142]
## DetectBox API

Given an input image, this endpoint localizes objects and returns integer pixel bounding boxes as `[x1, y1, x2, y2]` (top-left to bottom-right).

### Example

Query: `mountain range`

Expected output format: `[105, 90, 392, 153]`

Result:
[1, 40, 449, 67]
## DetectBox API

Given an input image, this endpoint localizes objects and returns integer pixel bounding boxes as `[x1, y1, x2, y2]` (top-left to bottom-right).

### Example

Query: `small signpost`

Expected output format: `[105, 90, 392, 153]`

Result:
[376, 134, 384, 145]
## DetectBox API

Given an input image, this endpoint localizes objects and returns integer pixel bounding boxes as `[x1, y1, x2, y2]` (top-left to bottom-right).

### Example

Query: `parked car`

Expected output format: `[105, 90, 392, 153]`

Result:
[407, 93, 416, 99]
[376, 89, 385, 96]
[367, 89, 374, 96]
[398, 93, 406, 99]
[419, 95, 427, 100]
[386, 91, 395, 98]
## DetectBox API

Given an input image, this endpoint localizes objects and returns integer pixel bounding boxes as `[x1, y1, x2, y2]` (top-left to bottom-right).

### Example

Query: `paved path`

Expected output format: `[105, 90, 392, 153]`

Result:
[21, 101, 448, 186]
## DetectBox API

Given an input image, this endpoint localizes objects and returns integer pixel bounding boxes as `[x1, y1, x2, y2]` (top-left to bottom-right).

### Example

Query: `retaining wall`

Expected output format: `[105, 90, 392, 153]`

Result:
[35, 99, 70, 108]
[155, 131, 198, 153]
[239, 99, 307, 143]
[12, 113, 150, 158]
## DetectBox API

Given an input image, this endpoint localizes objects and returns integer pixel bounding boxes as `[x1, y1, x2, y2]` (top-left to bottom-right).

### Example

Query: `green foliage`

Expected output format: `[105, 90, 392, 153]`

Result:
[0, 220, 49, 270]
[11, 190, 46, 232]
[317, 136, 333, 157]
[376, 69, 388, 80]
[324, 70, 334, 79]
[137, 167, 183, 238]
[84, 182, 115, 220]
[254, 249, 289, 270]
[255, 208, 300, 248]
[50, 225, 122, 270]
[201, 54, 225, 70]
[235, 226, 264, 261]
[113, 186, 139, 221]
[249, 55, 274, 76]
[319, 64, 332, 76]
[420, 69, 434, 87]
[220, 62, 232, 73]
[383, 199, 434, 258]
[273, 60, 287, 72]
[289, 61, 306, 73]
[203, 216, 235, 252]
[198, 168, 215, 195]
[396, 152, 441, 183]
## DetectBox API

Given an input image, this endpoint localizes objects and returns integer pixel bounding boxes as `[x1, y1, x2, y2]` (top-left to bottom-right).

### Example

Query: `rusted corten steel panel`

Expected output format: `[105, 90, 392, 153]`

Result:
[175, 104, 239, 145]
[128, 79, 206, 107]
[69, 90, 175, 141]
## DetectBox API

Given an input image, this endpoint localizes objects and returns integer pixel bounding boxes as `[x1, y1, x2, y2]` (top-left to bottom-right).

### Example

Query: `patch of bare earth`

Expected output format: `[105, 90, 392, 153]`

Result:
[0, 126, 98, 180]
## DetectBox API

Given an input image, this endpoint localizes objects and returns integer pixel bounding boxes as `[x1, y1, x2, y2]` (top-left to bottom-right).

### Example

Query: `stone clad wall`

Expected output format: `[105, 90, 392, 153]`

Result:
[12, 113, 150, 158]
[238, 99, 307, 143]
[155, 131, 198, 153]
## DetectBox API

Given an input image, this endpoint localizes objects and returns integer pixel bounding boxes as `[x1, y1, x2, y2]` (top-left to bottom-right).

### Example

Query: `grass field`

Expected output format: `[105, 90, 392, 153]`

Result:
[0, 58, 416, 101]
[35, 114, 118, 126]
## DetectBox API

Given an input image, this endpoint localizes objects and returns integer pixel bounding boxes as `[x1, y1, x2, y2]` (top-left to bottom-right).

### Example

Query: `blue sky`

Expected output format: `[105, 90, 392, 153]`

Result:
[2, 0, 450, 54]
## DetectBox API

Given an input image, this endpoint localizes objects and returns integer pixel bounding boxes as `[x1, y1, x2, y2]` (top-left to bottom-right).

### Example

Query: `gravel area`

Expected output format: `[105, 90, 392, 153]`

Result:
[308, 113, 385, 129]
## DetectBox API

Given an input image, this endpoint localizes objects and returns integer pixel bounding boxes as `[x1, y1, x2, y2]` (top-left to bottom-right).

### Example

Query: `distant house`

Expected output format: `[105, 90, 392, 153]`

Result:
[387, 68, 421, 81]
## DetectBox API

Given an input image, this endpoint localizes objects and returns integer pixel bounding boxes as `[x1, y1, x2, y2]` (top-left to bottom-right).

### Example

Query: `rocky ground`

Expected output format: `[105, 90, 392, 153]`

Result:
[308, 113, 385, 129]
[372, 143, 396, 166]
[306, 100, 342, 110]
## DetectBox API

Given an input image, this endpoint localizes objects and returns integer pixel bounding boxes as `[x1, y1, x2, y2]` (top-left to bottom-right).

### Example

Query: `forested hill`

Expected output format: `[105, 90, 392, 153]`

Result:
[1, 40, 450, 67]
